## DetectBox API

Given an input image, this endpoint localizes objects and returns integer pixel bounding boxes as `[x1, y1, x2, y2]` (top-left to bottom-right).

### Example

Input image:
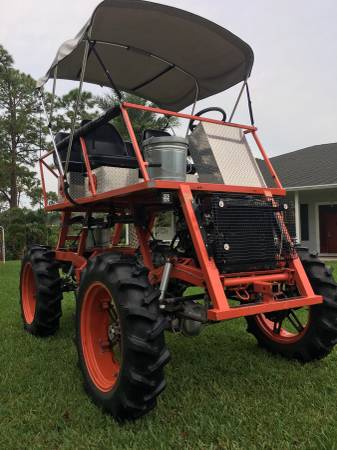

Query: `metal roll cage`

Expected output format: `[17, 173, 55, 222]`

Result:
[38, 31, 255, 200]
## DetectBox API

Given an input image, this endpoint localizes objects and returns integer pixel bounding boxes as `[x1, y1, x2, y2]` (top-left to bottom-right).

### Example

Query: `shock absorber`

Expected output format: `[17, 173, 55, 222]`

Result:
[159, 260, 173, 301]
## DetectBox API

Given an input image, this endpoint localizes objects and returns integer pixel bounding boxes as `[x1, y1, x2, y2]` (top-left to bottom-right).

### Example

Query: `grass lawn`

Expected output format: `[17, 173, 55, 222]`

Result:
[1, 261, 337, 450]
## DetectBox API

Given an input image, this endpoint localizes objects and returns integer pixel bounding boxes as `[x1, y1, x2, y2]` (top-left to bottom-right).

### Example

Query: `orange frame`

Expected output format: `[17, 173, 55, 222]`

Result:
[39, 102, 322, 321]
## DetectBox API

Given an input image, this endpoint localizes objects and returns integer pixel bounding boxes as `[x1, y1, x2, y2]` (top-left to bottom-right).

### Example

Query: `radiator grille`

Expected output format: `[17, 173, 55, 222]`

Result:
[198, 194, 297, 273]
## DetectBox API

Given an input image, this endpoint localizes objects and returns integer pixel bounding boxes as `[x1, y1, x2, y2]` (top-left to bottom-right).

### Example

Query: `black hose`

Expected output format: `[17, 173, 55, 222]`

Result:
[63, 180, 80, 206]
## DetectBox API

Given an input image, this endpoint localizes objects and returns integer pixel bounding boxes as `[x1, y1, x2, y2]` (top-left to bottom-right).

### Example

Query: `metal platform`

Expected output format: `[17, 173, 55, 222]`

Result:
[46, 180, 286, 213]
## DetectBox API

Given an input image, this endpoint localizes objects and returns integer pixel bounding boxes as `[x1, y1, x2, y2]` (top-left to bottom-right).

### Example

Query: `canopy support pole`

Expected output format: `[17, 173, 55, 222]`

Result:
[38, 90, 64, 178]
[88, 39, 123, 102]
[64, 32, 92, 175]
[245, 81, 255, 126]
[229, 80, 246, 122]
[49, 65, 58, 126]
[190, 80, 200, 118]
[185, 80, 200, 137]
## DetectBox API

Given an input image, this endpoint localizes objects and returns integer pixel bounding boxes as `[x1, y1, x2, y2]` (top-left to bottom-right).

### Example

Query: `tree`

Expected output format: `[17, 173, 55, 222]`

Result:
[0, 207, 58, 260]
[0, 45, 45, 209]
[29, 186, 58, 209]
[52, 89, 100, 132]
[0, 157, 41, 204]
[97, 92, 180, 142]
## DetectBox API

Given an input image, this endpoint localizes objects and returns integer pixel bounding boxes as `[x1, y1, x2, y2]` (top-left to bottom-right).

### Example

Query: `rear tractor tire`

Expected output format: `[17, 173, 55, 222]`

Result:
[246, 247, 337, 362]
[20, 245, 63, 337]
[76, 253, 170, 421]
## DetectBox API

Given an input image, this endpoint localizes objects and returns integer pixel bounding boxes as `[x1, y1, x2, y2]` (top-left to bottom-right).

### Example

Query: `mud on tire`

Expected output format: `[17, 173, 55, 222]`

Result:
[246, 247, 337, 362]
[76, 253, 170, 421]
[20, 245, 62, 337]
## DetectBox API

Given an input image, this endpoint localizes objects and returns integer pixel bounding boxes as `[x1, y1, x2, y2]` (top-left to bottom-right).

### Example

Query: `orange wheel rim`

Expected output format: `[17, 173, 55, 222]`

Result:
[22, 262, 36, 324]
[80, 282, 121, 392]
[256, 308, 311, 344]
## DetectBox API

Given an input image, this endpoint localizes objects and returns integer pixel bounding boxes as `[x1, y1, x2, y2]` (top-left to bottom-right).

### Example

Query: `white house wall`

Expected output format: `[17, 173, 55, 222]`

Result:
[288, 188, 337, 253]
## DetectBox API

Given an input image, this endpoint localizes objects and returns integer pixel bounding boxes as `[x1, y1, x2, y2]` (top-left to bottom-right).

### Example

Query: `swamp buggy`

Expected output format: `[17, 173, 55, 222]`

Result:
[20, 0, 337, 421]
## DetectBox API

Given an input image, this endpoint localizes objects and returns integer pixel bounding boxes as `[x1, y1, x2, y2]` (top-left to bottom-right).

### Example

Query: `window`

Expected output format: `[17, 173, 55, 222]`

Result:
[300, 204, 309, 241]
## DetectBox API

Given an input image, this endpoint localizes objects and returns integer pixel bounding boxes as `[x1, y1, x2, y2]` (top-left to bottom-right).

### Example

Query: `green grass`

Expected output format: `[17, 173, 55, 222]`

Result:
[2, 261, 337, 449]
[326, 261, 337, 280]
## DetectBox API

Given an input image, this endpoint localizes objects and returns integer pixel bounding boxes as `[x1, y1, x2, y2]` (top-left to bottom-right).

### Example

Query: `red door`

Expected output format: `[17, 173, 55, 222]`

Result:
[319, 205, 337, 253]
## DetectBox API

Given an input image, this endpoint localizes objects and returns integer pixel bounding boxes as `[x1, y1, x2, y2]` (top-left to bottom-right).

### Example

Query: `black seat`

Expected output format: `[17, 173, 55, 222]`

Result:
[142, 129, 171, 141]
[54, 120, 138, 173]
[80, 120, 137, 169]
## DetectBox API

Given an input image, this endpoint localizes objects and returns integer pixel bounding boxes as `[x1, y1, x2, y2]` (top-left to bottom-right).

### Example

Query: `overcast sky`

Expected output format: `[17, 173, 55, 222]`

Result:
[1, 0, 336, 156]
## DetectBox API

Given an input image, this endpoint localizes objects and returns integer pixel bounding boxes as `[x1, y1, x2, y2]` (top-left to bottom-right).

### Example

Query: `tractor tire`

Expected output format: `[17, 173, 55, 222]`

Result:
[76, 253, 170, 421]
[20, 245, 62, 337]
[246, 247, 337, 362]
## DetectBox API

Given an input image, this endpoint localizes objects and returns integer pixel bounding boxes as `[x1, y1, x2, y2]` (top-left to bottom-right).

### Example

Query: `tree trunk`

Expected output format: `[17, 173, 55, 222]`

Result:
[9, 94, 18, 209]
[9, 146, 17, 208]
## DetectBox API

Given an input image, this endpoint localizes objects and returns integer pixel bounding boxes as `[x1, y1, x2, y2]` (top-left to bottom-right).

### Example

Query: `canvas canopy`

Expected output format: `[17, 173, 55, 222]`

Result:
[37, 0, 254, 112]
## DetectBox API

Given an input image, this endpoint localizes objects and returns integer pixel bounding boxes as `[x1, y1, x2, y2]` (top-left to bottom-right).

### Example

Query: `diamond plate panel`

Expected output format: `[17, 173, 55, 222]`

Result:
[189, 123, 266, 187]
[92, 167, 139, 194]
[66, 172, 86, 199]
[186, 173, 199, 183]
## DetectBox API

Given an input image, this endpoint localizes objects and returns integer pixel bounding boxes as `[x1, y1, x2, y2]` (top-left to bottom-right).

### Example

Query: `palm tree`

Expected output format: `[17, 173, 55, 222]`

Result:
[97, 92, 180, 142]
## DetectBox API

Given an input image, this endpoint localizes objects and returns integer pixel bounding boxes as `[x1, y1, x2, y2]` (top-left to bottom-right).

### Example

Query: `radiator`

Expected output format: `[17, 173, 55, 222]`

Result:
[197, 194, 296, 273]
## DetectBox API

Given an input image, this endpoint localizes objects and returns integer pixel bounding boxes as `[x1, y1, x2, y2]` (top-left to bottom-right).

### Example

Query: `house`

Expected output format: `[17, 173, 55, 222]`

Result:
[148, 141, 337, 256]
[258, 143, 337, 256]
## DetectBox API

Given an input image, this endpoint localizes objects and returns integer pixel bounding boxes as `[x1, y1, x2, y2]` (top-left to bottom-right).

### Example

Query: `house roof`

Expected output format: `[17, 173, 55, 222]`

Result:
[257, 143, 337, 189]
